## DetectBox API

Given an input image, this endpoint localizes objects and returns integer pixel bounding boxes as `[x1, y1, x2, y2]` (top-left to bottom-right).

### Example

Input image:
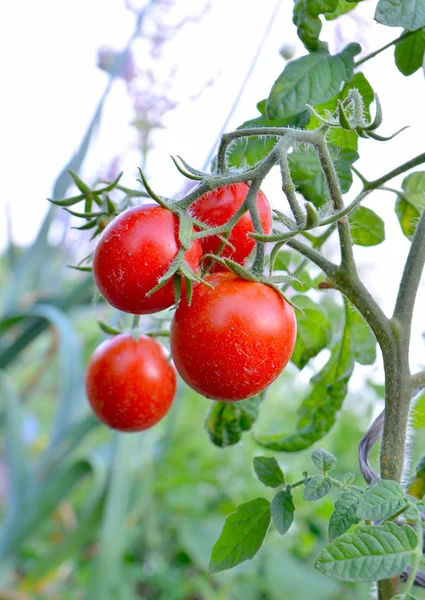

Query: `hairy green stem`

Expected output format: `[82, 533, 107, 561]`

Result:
[355, 30, 415, 68]
[278, 134, 305, 227]
[314, 141, 356, 271]
[411, 369, 425, 395]
[365, 152, 425, 191]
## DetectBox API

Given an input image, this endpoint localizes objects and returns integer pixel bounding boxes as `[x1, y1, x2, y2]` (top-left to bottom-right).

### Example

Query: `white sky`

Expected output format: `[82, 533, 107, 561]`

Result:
[1, 0, 425, 373]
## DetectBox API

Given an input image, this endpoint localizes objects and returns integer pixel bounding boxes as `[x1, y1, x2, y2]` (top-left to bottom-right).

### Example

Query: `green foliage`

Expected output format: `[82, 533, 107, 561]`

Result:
[311, 448, 337, 473]
[290, 295, 332, 370]
[328, 489, 362, 541]
[395, 172, 425, 239]
[266, 44, 361, 121]
[288, 146, 359, 207]
[348, 206, 385, 246]
[271, 489, 295, 535]
[303, 475, 332, 501]
[356, 480, 409, 520]
[394, 29, 425, 76]
[209, 498, 271, 573]
[375, 0, 425, 31]
[253, 456, 285, 487]
[315, 522, 418, 581]
[204, 396, 261, 447]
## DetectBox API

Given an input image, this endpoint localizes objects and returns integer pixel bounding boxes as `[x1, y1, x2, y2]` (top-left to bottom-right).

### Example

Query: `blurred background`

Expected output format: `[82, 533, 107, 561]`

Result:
[1, 0, 425, 598]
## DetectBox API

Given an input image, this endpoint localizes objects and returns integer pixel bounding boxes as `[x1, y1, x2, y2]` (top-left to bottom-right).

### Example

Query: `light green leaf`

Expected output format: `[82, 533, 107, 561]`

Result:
[356, 480, 408, 520]
[209, 498, 271, 573]
[253, 456, 285, 488]
[349, 206, 385, 246]
[329, 489, 363, 541]
[291, 295, 333, 370]
[315, 522, 418, 581]
[395, 28, 425, 76]
[304, 475, 332, 501]
[271, 489, 295, 535]
[395, 172, 425, 239]
[375, 0, 425, 31]
[266, 44, 361, 121]
[312, 448, 337, 473]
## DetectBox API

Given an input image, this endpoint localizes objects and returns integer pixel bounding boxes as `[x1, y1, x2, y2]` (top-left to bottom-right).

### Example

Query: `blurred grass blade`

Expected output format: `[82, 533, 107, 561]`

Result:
[88, 433, 146, 598]
[0, 372, 30, 527]
[0, 460, 92, 560]
[0, 277, 93, 369]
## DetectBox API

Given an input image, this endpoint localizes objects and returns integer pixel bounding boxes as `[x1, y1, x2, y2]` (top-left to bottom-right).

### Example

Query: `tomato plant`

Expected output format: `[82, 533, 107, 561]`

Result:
[170, 271, 296, 401]
[190, 182, 272, 269]
[85, 333, 176, 432]
[93, 204, 202, 314]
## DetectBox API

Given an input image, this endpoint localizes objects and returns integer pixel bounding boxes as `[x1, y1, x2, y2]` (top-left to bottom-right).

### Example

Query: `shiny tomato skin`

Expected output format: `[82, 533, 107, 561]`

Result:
[190, 183, 272, 270]
[86, 334, 176, 432]
[93, 204, 202, 314]
[170, 272, 297, 401]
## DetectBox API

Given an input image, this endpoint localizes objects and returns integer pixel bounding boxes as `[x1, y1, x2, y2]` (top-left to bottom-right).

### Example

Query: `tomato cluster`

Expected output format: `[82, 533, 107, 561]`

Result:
[85, 184, 297, 432]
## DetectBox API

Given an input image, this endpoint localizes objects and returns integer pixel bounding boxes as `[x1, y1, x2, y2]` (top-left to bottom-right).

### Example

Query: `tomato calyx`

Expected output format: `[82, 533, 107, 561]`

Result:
[201, 254, 303, 314]
[97, 317, 171, 340]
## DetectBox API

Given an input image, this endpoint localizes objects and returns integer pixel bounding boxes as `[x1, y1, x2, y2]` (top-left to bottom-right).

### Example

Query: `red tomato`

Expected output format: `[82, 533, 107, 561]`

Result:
[190, 183, 272, 269]
[170, 272, 296, 401]
[86, 334, 176, 432]
[93, 204, 202, 314]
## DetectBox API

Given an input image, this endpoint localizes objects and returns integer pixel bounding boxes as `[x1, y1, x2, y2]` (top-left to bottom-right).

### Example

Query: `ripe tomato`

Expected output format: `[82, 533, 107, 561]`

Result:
[190, 183, 272, 269]
[170, 272, 296, 401]
[86, 334, 176, 432]
[93, 204, 202, 314]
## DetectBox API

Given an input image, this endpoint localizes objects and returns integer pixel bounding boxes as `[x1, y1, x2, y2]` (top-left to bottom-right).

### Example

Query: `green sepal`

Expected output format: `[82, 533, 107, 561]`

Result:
[97, 320, 122, 336]
[337, 100, 353, 130]
[304, 202, 321, 229]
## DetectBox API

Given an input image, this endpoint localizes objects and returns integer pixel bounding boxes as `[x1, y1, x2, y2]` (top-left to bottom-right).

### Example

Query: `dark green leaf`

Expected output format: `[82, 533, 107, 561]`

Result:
[271, 489, 295, 535]
[209, 498, 271, 573]
[293, 0, 326, 51]
[304, 475, 332, 501]
[291, 295, 332, 369]
[395, 172, 425, 239]
[266, 44, 360, 121]
[204, 396, 262, 447]
[324, 0, 357, 20]
[395, 28, 425, 76]
[349, 206, 385, 246]
[253, 456, 285, 488]
[315, 522, 417, 581]
[375, 0, 425, 31]
[289, 146, 359, 207]
[312, 448, 337, 472]
[356, 480, 408, 520]
[329, 489, 362, 541]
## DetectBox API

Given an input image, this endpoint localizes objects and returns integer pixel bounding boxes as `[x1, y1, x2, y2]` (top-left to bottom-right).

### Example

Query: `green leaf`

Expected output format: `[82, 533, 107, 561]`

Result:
[375, 0, 425, 31]
[253, 456, 285, 488]
[266, 44, 361, 121]
[291, 295, 333, 369]
[271, 489, 295, 535]
[304, 475, 332, 501]
[329, 489, 363, 541]
[209, 498, 271, 574]
[395, 172, 425, 239]
[289, 146, 359, 207]
[356, 480, 409, 520]
[315, 522, 418, 581]
[312, 448, 337, 472]
[324, 0, 357, 20]
[348, 206, 385, 246]
[226, 110, 310, 169]
[293, 0, 327, 51]
[204, 396, 262, 447]
[395, 28, 425, 76]
[262, 311, 354, 453]
[346, 302, 377, 366]
[307, 73, 374, 151]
